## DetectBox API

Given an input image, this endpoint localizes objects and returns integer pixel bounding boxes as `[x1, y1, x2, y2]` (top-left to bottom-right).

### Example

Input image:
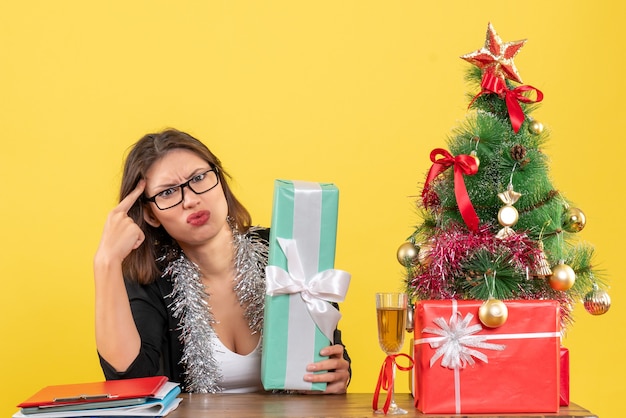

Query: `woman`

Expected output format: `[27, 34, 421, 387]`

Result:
[94, 128, 351, 393]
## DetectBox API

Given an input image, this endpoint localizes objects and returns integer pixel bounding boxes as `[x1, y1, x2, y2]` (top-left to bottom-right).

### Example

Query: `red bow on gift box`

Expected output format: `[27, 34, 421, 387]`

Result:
[421, 148, 479, 232]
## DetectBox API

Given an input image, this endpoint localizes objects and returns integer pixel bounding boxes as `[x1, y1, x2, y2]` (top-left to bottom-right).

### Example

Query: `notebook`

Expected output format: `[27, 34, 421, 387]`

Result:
[17, 376, 168, 409]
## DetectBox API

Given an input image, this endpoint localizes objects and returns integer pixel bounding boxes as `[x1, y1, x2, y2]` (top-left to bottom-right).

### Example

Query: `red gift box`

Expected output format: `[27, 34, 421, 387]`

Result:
[413, 299, 560, 414]
[560, 346, 570, 406]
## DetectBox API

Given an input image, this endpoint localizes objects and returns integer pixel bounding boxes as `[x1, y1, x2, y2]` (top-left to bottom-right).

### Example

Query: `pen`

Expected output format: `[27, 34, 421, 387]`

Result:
[53, 394, 116, 402]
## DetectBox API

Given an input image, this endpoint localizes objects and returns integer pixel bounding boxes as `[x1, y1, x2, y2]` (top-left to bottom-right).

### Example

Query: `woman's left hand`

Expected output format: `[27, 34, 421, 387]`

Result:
[303, 344, 350, 394]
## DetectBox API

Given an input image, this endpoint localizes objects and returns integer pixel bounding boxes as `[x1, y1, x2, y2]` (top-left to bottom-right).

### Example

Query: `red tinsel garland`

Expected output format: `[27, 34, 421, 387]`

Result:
[409, 223, 544, 299]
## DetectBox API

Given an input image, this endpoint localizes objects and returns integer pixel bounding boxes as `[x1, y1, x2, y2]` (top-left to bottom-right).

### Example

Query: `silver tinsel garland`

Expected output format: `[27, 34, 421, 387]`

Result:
[165, 226, 268, 393]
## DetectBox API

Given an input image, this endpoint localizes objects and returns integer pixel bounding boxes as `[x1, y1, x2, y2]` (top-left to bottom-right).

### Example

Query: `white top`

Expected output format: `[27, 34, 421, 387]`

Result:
[213, 335, 263, 393]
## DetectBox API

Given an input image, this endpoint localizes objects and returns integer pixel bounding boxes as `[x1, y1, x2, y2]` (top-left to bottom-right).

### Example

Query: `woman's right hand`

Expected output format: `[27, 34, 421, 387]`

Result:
[94, 180, 146, 372]
[95, 181, 146, 265]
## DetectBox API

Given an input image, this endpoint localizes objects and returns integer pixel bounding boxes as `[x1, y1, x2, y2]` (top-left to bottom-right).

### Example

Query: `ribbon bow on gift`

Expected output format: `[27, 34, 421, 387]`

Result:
[422, 148, 480, 232]
[421, 311, 505, 369]
[265, 237, 351, 341]
[471, 70, 544, 133]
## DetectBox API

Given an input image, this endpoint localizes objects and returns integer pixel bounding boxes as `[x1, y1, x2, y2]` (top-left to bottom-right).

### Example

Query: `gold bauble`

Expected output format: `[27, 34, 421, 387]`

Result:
[528, 120, 544, 135]
[548, 262, 576, 291]
[406, 305, 415, 333]
[584, 285, 611, 315]
[418, 243, 433, 267]
[397, 242, 419, 266]
[470, 150, 480, 169]
[497, 205, 519, 227]
[478, 298, 508, 328]
[562, 207, 586, 233]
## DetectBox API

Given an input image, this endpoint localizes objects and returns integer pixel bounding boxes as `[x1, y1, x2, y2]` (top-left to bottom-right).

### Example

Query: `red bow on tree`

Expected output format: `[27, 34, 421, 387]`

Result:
[474, 70, 543, 133]
[422, 148, 480, 232]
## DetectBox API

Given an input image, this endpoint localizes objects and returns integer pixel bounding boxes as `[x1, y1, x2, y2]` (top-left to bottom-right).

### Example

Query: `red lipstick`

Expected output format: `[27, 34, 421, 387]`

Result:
[187, 210, 210, 226]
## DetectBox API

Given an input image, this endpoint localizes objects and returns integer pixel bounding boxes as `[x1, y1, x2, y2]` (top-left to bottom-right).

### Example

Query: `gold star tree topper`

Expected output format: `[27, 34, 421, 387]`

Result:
[461, 23, 527, 84]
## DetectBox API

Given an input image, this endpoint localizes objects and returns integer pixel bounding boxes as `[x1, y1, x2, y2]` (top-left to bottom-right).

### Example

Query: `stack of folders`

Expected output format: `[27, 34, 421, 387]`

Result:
[13, 376, 181, 417]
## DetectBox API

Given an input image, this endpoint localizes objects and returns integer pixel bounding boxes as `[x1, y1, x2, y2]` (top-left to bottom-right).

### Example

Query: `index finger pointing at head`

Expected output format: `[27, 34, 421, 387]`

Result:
[117, 180, 146, 213]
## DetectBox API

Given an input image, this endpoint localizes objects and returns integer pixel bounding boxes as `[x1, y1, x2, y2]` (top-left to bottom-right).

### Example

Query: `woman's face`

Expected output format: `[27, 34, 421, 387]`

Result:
[142, 148, 229, 248]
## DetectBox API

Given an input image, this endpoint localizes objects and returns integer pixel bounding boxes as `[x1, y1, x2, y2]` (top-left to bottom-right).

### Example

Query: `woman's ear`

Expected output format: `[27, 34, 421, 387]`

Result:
[143, 205, 161, 227]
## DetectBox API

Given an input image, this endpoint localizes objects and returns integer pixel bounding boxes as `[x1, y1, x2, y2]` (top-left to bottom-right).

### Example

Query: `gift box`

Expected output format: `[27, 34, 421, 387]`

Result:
[261, 180, 350, 391]
[413, 299, 560, 414]
[560, 346, 570, 406]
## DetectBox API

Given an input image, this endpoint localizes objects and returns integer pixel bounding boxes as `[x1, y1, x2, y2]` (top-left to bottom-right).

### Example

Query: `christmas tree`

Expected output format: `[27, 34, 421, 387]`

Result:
[400, 23, 610, 329]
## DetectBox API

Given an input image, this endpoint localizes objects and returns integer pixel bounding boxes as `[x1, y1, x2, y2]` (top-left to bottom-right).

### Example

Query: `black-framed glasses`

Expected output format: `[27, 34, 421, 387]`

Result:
[144, 168, 220, 210]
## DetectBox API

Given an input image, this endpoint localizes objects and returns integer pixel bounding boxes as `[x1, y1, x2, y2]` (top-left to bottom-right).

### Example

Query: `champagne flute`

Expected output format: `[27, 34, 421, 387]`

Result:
[375, 292, 408, 415]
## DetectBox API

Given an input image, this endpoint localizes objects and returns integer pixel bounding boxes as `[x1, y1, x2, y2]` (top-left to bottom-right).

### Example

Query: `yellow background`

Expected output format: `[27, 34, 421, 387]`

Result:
[1, 2, 623, 417]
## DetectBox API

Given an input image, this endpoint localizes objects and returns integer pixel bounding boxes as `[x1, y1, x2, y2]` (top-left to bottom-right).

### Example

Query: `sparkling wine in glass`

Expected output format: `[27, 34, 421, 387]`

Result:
[375, 292, 408, 415]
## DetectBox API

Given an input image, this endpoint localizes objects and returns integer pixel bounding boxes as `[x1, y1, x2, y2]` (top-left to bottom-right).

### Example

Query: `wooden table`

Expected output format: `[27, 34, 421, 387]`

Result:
[167, 393, 597, 417]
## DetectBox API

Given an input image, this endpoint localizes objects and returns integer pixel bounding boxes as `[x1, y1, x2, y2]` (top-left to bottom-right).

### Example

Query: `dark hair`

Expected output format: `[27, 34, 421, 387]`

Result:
[120, 128, 251, 284]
